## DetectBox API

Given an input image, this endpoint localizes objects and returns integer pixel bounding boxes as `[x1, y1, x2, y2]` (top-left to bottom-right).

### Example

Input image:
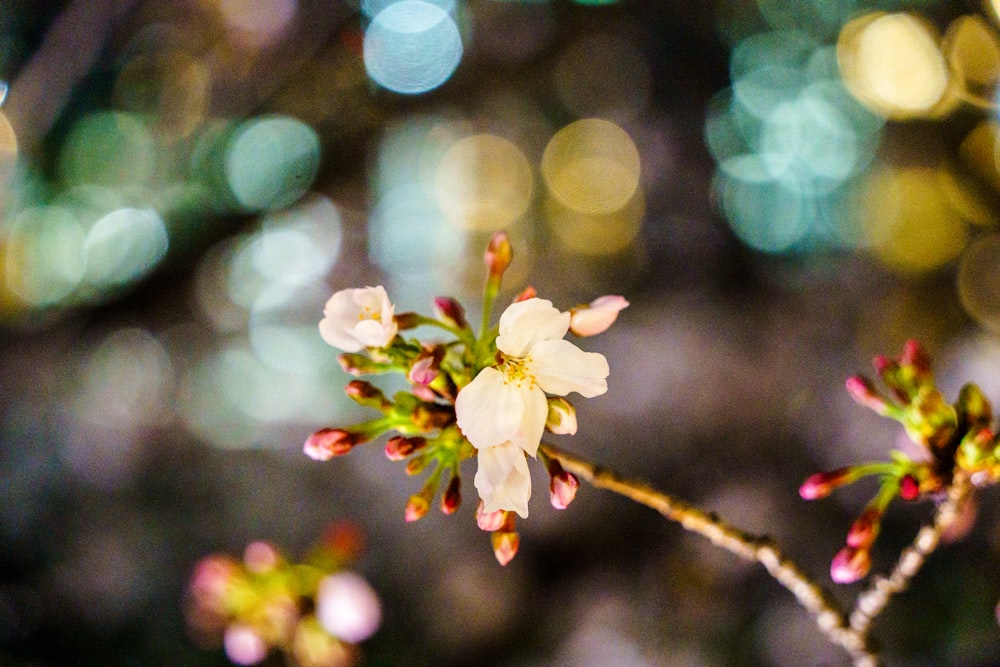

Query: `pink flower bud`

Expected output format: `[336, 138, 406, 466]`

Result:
[243, 541, 281, 574]
[569, 295, 629, 336]
[845, 376, 894, 416]
[224, 624, 269, 666]
[485, 231, 513, 280]
[475, 500, 506, 532]
[385, 436, 427, 461]
[899, 474, 920, 501]
[491, 531, 520, 566]
[408, 356, 439, 386]
[900, 339, 930, 375]
[189, 555, 240, 612]
[846, 507, 881, 549]
[433, 297, 468, 329]
[798, 467, 853, 500]
[404, 494, 430, 522]
[830, 546, 871, 584]
[304, 428, 357, 461]
[550, 470, 579, 510]
[513, 286, 536, 302]
[440, 475, 461, 515]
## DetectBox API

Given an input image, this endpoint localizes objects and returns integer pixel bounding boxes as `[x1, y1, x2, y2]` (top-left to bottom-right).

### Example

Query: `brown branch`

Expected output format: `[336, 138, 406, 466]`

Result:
[848, 482, 971, 636]
[539, 442, 878, 666]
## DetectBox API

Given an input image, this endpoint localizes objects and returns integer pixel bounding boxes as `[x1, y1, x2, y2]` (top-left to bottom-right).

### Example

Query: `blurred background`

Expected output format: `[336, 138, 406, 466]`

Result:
[2, 0, 1000, 665]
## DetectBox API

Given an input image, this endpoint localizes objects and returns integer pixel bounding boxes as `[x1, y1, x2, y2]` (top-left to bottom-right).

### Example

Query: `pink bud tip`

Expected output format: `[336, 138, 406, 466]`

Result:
[899, 474, 920, 501]
[243, 541, 281, 574]
[846, 507, 881, 549]
[798, 468, 851, 500]
[475, 501, 506, 532]
[514, 286, 536, 302]
[385, 436, 426, 461]
[404, 495, 429, 523]
[491, 531, 520, 566]
[485, 232, 513, 278]
[901, 339, 930, 372]
[830, 546, 871, 584]
[304, 428, 355, 461]
[550, 471, 579, 510]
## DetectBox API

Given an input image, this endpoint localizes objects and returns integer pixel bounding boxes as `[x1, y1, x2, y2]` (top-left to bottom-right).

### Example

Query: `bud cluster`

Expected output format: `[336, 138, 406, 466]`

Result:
[306, 232, 627, 564]
[801, 340, 1000, 583]
[186, 523, 380, 667]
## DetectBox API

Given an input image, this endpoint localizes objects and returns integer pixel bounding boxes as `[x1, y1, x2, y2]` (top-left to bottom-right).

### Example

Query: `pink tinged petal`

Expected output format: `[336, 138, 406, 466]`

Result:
[353, 317, 396, 348]
[496, 298, 570, 357]
[529, 339, 609, 398]
[456, 368, 525, 449]
[476, 500, 506, 531]
[475, 443, 531, 518]
[569, 295, 629, 336]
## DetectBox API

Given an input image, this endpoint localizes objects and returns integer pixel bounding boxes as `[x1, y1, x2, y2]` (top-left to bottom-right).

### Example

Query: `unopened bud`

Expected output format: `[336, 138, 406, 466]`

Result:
[958, 382, 992, 427]
[433, 297, 468, 330]
[338, 353, 381, 376]
[569, 295, 629, 336]
[550, 470, 579, 510]
[394, 311, 421, 330]
[405, 494, 430, 522]
[412, 403, 454, 431]
[405, 454, 430, 476]
[304, 428, 358, 461]
[409, 356, 439, 386]
[491, 531, 520, 566]
[344, 380, 389, 409]
[899, 474, 920, 501]
[846, 507, 881, 549]
[440, 475, 461, 514]
[514, 286, 536, 302]
[845, 376, 895, 417]
[475, 501, 506, 532]
[545, 397, 577, 435]
[243, 541, 282, 574]
[485, 231, 513, 281]
[799, 467, 854, 500]
[830, 546, 871, 584]
[385, 436, 427, 461]
[900, 339, 931, 376]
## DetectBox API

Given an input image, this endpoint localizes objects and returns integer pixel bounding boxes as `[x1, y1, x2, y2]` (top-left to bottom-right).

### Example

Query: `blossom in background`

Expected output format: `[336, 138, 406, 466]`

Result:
[319, 286, 398, 352]
[569, 295, 630, 336]
[456, 297, 610, 516]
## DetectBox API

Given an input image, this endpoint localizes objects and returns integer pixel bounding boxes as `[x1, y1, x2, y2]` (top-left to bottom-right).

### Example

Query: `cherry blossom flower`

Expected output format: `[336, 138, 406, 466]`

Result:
[456, 297, 609, 516]
[319, 286, 398, 352]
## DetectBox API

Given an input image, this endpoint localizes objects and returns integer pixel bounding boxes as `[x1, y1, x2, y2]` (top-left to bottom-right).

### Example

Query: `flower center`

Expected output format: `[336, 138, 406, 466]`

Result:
[500, 355, 536, 390]
[358, 305, 379, 322]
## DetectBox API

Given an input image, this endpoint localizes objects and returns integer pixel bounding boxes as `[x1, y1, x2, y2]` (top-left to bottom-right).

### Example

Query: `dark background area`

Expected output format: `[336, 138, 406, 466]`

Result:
[2, 1, 1000, 665]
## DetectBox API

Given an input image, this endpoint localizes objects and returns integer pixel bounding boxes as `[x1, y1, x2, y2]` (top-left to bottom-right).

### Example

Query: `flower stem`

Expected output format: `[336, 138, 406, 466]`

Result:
[539, 442, 878, 666]
[848, 480, 970, 636]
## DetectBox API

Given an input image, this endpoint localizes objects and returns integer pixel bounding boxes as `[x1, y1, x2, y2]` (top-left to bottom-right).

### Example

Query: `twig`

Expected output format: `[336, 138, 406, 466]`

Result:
[849, 481, 970, 636]
[540, 442, 879, 666]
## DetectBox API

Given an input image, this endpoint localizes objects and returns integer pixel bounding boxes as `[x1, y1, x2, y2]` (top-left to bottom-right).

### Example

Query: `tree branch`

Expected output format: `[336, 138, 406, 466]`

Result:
[539, 442, 879, 666]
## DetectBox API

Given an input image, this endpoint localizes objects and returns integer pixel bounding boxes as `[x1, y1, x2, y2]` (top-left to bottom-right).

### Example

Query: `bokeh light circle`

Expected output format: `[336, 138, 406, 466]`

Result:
[225, 116, 320, 212]
[434, 134, 533, 230]
[863, 167, 968, 274]
[958, 234, 1000, 332]
[83, 207, 169, 287]
[363, 1, 463, 95]
[838, 13, 949, 118]
[542, 119, 640, 215]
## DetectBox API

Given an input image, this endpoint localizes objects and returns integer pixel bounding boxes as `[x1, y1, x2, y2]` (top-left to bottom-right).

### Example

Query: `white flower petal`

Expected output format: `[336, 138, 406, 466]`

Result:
[569, 295, 629, 336]
[496, 298, 569, 357]
[529, 339, 609, 398]
[456, 368, 525, 449]
[515, 384, 548, 457]
[475, 442, 531, 518]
